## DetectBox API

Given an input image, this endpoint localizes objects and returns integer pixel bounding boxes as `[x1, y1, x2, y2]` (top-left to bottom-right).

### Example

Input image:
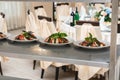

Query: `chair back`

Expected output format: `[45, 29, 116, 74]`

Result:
[76, 21, 99, 26]
[56, 3, 70, 21]
[78, 23, 102, 41]
[25, 10, 38, 35]
[34, 5, 47, 20]
[37, 16, 57, 38]
[0, 12, 7, 34]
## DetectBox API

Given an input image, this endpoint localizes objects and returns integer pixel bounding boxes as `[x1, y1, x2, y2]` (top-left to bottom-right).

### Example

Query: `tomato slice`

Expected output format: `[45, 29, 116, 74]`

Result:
[19, 35, 25, 40]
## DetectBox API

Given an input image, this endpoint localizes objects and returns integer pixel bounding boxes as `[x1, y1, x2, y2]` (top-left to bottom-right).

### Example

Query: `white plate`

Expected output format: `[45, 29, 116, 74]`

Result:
[73, 41, 110, 49]
[39, 37, 73, 46]
[7, 34, 38, 42]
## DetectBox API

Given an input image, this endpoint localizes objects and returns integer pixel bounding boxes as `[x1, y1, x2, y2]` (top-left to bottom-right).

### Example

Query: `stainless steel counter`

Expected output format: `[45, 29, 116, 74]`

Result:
[0, 40, 118, 68]
[0, 76, 29, 80]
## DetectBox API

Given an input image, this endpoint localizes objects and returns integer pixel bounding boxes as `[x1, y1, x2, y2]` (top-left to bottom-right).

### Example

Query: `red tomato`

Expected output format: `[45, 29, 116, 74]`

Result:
[19, 35, 24, 40]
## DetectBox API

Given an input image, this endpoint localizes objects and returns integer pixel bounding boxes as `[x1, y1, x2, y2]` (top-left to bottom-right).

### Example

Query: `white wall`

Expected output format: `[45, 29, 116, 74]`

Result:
[26, 2, 53, 19]
[0, 1, 26, 30]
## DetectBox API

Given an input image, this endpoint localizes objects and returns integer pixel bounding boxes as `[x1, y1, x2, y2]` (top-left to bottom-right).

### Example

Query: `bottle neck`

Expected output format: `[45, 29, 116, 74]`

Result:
[75, 7, 78, 13]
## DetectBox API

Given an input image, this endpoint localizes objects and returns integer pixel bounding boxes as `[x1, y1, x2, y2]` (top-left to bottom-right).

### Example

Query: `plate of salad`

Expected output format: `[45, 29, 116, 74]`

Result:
[39, 32, 73, 46]
[7, 31, 38, 42]
[0, 32, 6, 40]
[73, 33, 110, 49]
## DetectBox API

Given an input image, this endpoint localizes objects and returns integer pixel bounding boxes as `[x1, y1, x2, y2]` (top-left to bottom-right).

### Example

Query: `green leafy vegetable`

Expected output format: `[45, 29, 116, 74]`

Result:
[50, 32, 67, 39]
[85, 33, 99, 43]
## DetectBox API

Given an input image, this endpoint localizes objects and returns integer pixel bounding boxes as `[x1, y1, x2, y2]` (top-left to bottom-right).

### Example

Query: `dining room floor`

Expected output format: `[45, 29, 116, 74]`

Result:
[2, 57, 76, 80]
[2, 57, 105, 80]
[1, 28, 119, 80]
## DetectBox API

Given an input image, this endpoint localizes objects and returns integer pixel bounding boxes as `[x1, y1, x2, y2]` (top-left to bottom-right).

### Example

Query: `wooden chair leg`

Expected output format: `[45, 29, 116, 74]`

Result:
[75, 71, 78, 80]
[0, 62, 3, 75]
[41, 69, 45, 79]
[62, 66, 67, 72]
[55, 67, 59, 80]
[33, 60, 36, 70]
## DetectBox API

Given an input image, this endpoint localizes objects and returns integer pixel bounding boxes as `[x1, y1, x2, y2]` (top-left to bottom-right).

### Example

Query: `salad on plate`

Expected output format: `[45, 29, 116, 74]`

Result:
[80, 33, 105, 47]
[15, 30, 37, 41]
[73, 33, 109, 49]
[0, 32, 6, 40]
[44, 32, 69, 44]
[39, 32, 72, 46]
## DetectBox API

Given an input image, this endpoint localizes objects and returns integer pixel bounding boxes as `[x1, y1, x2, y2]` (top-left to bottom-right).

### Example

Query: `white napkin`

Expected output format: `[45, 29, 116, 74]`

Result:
[79, 6, 87, 20]
[0, 14, 7, 34]
[25, 11, 38, 36]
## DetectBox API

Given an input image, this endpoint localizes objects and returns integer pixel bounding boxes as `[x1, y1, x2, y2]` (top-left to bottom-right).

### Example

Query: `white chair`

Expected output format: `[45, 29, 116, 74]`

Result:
[56, 3, 70, 31]
[0, 12, 7, 34]
[73, 24, 108, 80]
[25, 10, 38, 36]
[34, 6, 47, 23]
[37, 16, 69, 80]
[0, 12, 8, 75]
[25, 8, 69, 80]
[59, 22, 107, 80]
[75, 2, 88, 20]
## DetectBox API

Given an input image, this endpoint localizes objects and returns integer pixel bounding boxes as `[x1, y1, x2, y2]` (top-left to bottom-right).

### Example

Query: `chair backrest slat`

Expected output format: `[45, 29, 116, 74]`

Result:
[34, 6, 44, 10]
[38, 16, 52, 22]
[76, 21, 99, 26]
[57, 3, 69, 6]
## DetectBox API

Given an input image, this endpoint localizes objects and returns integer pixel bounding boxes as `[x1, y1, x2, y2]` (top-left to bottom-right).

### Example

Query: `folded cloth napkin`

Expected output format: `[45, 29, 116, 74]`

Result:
[80, 23, 102, 41]
[0, 14, 7, 34]
[25, 11, 38, 36]
[75, 65, 108, 80]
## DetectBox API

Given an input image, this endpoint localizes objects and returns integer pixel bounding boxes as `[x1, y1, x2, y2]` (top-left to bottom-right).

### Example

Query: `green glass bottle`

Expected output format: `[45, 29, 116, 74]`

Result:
[74, 7, 80, 24]
[70, 9, 75, 26]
